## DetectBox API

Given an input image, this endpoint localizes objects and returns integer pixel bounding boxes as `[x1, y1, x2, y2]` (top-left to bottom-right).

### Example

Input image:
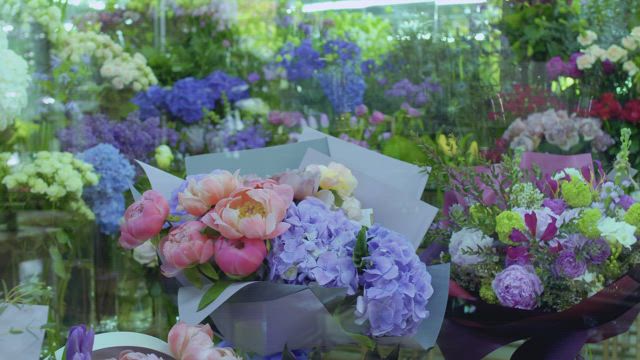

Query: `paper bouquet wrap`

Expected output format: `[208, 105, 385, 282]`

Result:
[424, 150, 640, 359]
[133, 128, 450, 356]
[54, 332, 175, 360]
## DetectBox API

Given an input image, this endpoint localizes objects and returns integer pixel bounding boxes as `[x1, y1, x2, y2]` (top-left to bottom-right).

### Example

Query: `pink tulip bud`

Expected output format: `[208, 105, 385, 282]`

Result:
[119, 190, 169, 249]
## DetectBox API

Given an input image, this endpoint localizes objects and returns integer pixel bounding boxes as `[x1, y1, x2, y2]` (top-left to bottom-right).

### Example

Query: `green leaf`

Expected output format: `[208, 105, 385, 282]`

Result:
[198, 281, 232, 311]
[183, 267, 203, 289]
[330, 190, 344, 207]
[382, 136, 428, 165]
[281, 344, 297, 360]
[202, 226, 221, 239]
[353, 226, 369, 270]
[198, 263, 219, 281]
[49, 246, 68, 280]
[55, 231, 70, 247]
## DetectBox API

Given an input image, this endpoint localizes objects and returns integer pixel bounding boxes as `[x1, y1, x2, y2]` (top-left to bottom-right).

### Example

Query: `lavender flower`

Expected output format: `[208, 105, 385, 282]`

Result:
[278, 40, 325, 81]
[164, 77, 216, 123]
[356, 225, 433, 337]
[492, 265, 543, 310]
[222, 125, 269, 151]
[554, 250, 587, 278]
[385, 78, 441, 107]
[65, 325, 94, 360]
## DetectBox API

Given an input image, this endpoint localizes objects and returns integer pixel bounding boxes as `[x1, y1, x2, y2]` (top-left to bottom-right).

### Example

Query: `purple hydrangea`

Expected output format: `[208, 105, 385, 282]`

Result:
[78, 144, 135, 235]
[269, 198, 360, 292]
[132, 85, 167, 119]
[554, 250, 587, 278]
[564, 52, 583, 78]
[278, 39, 325, 81]
[356, 225, 433, 337]
[164, 77, 216, 123]
[492, 265, 543, 310]
[58, 114, 178, 163]
[222, 125, 269, 151]
[203, 70, 250, 103]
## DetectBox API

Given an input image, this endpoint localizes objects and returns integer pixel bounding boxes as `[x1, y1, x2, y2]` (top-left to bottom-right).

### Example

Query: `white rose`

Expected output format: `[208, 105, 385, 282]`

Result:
[577, 30, 598, 46]
[623, 61, 639, 76]
[449, 228, 493, 266]
[605, 45, 628, 63]
[597, 217, 637, 249]
[585, 45, 606, 60]
[622, 36, 638, 51]
[576, 53, 596, 70]
[133, 241, 158, 267]
[631, 26, 640, 41]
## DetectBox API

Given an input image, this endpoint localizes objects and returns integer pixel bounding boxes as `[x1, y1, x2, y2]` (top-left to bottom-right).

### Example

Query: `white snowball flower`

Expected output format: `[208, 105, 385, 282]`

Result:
[585, 45, 606, 60]
[0, 33, 30, 131]
[622, 36, 638, 51]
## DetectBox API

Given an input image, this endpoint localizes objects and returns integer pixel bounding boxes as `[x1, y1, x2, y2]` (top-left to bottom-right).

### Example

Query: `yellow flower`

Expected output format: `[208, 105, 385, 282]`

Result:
[437, 134, 452, 157]
[306, 162, 358, 198]
[447, 135, 458, 156]
[468, 141, 479, 160]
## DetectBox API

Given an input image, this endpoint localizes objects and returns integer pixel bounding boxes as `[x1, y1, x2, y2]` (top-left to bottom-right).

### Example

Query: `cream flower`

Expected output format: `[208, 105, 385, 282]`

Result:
[576, 53, 597, 70]
[306, 162, 358, 198]
[577, 30, 598, 46]
[622, 36, 638, 51]
[585, 45, 606, 60]
[623, 61, 639, 76]
[631, 26, 640, 41]
[605, 45, 628, 63]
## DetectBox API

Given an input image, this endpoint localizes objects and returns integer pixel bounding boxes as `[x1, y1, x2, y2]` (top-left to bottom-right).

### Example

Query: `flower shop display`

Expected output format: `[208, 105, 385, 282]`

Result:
[0, 32, 30, 132]
[55, 322, 240, 360]
[119, 135, 448, 357]
[424, 129, 640, 359]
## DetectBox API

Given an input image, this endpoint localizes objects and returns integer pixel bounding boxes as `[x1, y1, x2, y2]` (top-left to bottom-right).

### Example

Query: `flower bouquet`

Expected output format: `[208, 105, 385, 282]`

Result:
[119, 132, 449, 357]
[55, 322, 240, 360]
[426, 129, 640, 359]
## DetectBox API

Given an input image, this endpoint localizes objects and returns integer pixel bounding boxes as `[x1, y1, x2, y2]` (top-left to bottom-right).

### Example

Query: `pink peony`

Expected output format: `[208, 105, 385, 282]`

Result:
[274, 169, 320, 201]
[214, 238, 267, 277]
[178, 170, 240, 217]
[168, 322, 240, 360]
[119, 190, 169, 249]
[202, 184, 293, 241]
[159, 221, 215, 277]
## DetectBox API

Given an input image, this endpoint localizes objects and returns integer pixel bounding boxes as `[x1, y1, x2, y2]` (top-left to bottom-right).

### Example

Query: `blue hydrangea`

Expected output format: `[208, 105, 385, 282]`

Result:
[278, 40, 325, 81]
[222, 125, 270, 151]
[316, 64, 366, 114]
[131, 85, 167, 119]
[323, 39, 361, 64]
[204, 71, 250, 103]
[78, 144, 135, 235]
[356, 225, 434, 337]
[164, 77, 216, 124]
[269, 198, 360, 294]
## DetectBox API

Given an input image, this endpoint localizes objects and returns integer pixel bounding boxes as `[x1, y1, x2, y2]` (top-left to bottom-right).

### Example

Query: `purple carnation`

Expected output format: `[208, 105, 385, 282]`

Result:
[546, 56, 565, 80]
[165, 77, 216, 123]
[505, 246, 530, 266]
[492, 265, 543, 310]
[554, 250, 587, 278]
[357, 225, 433, 337]
[586, 237, 611, 265]
[602, 60, 616, 75]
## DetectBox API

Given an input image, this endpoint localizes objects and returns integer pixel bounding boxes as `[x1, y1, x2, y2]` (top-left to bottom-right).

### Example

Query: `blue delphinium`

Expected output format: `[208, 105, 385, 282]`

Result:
[131, 85, 167, 119]
[78, 144, 135, 235]
[222, 125, 269, 151]
[164, 77, 216, 124]
[323, 39, 361, 64]
[355, 225, 433, 337]
[278, 39, 325, 81]
[316, 64, 366, 114]
[269, 198, 361, 294]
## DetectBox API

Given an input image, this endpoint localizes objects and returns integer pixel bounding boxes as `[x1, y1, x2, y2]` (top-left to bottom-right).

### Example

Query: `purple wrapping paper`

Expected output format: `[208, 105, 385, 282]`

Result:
[519, 152, 593, 174]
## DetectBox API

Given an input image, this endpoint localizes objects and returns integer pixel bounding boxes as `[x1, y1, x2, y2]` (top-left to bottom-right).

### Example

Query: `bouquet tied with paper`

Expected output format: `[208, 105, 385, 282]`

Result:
[120, 128, 448, 356]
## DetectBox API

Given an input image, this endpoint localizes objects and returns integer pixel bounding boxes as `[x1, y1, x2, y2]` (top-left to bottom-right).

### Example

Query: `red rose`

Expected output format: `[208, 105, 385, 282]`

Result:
[590, 93, 622, 120]
[622, 99, 640, 123]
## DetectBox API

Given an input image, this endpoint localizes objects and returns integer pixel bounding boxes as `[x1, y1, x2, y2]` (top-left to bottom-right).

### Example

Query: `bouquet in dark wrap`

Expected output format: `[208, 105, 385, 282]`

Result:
[425, 129, 640, 359]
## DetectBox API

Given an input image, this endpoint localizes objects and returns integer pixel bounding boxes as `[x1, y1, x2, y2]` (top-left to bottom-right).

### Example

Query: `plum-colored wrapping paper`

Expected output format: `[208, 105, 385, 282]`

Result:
[425, 152, 640, 360]
[136, 136, 450, 356]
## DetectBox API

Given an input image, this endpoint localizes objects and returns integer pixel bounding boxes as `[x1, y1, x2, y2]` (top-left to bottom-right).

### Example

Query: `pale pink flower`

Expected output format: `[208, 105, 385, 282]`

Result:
[119, 190, 169, 249]
[117, 350, 163, 360]
[178, 170, 240, 216]
[274, 169, 320, 201]
[214, 238, 267, 277]
[159, 221, 215, 277]
[168, 322, 240, 360]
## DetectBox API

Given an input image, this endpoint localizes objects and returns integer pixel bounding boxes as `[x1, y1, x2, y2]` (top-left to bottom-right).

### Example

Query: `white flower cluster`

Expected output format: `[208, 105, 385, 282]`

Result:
[2, 151, 99, 219]
[22, 0, 63, 41]
[58, 31, 157, 91]
[0, 32, 30, 131]
[502, 109, 613, 152]
[576, 27, 640, 77]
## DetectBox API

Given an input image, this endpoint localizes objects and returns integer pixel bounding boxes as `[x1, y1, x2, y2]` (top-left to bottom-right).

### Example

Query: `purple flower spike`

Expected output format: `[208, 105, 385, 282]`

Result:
[65, 325, 94, 360]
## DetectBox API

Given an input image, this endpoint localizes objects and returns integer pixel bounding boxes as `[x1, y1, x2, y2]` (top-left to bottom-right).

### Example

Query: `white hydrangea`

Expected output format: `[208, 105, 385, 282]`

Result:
[577, 30, 598, 47]
[597, 217, 637, 249]
[0, 32, 30, 131]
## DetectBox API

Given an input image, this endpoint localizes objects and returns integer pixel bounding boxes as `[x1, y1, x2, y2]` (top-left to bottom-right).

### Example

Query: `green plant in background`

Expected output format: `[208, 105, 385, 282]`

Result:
[324, 10, 395, 63]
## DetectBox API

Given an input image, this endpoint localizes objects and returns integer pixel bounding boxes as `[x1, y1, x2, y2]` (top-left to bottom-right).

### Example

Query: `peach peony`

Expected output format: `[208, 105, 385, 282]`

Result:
[178, 170, 240, 217]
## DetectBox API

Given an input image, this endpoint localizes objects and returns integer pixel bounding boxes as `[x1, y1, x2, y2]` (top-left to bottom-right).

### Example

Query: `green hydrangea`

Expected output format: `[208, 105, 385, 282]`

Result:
[479, 282, 498, 304]
[577, 208, 602, 239]
[560, 179, 593, 208]
[495, 211, 525, 243]
[624, 203, 640, 234]
[510, 182, 544, 209]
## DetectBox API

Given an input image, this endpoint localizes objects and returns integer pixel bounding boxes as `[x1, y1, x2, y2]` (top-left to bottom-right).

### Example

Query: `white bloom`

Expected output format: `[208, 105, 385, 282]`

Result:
[449, 228, 493, 266]
[605, 45, 628, 63]
[341, 196, 363, 222]
[133, 241, 158, 267]
[307, 162, 358, 198]
[553, 168, 585, 182]
[510, 134, 536, 151]
[622, 36, 638, 51]
[597, 217, 637, 249]
[623, 61, 639, 76]
[631, 26, 640, 41]
[577, 30, 598, 46]
[576, 53, 596, 70]
[585, 45, 606, 60]
[577, 117, 602, 141]
[235, 98, 270, 115]
[0, 33, 30, 131]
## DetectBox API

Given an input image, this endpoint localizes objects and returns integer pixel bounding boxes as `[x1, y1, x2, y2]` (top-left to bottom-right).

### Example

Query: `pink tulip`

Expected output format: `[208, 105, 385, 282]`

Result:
[159, 221, 215, 277]
[168, 322, 240, 360]
[119, 190, 169, 249]
[214, 238, 267, 277]
[201, 185, 293, 241]
[178, 170, 240, 217]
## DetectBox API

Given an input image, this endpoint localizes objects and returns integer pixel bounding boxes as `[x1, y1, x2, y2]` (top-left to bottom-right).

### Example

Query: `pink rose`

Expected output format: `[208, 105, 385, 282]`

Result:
[202, 184, 292, 240]
[214, 238, 267, 277]
[159, 221, 215, 277]
[119, 190, 169, 249]
[178, 170, 241, 217]
[168, 322, 240, 360]
[369, 110, 385, 125]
